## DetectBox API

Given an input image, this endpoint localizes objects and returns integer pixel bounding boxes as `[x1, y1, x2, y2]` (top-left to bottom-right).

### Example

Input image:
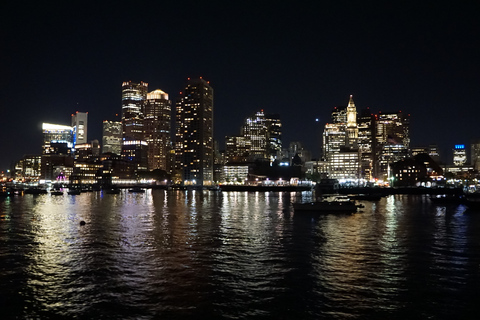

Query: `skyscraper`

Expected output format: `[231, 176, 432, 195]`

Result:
[453, 144, 467, 166]
[175, 78, 214, 186]
[242, 111, 267, 159]
[121, 81, 148, 170]
[71, 111, 88, 146]
[42, 123, 73, 155]
[144, 89, 171, 171]
[374, 111, 410, 180]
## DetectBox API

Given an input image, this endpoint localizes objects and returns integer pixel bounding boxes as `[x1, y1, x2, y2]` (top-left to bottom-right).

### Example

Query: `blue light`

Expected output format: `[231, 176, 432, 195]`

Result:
[455, 144, 465, 149]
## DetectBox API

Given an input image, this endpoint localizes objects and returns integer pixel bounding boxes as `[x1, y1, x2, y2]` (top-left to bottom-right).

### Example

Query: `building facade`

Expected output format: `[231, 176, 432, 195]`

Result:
[121, 81, 148, 170]
[71, 111, 88, 146]
[374, 111, 410, 180]
[144, 89, 172, 171]
[175, 78, 214, 186]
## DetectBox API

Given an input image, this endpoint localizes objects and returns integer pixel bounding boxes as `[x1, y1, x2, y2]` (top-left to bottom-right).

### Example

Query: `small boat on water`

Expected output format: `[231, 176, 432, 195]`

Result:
[293, 195, 360, 213]
[429, 194, 465, 205]
[50, 189, 64, 196]
[67, 188, 81, 195]
[128, 186, 145, 193]
[349, 194, 382, 201]
[104, 186, 121, 194]
[24, 187, 48, 194]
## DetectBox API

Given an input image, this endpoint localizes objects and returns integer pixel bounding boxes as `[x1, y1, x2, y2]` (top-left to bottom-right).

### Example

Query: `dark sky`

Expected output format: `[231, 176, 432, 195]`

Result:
[1, 1, 479, 170]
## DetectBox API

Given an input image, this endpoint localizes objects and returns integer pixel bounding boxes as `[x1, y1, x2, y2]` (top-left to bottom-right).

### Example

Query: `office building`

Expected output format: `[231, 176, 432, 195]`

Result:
[121, 81, 148, 170]
[71, 111, 88, 146]
[144, 89, 172, 171]
[241, 111, 267, 159]
[175, 78, 214, 186]
[453, 144, 467, 166]
[42, 123, 73, 155]
[374, 111, 410, 180]
[357, 108, 375, 181]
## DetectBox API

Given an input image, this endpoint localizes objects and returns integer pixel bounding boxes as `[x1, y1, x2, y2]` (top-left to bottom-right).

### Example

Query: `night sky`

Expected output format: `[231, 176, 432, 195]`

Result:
[1, 1, 479, 171]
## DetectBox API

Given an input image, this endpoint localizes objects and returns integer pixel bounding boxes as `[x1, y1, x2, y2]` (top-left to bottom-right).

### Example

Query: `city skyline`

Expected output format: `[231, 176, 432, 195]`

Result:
[1, 2, 479, 170]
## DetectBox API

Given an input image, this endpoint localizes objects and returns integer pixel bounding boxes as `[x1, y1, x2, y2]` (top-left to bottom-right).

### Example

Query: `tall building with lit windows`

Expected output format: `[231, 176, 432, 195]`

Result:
[175, 78, 214, 186]
[42, 123, 74, 155]
[71, 111, 88, 146]
[374, 111, 410, 180]
[121, 81, 148, 170]
[453, 144, 467, 166]
[238, 110, 282, 161]
[242, 111, 267, 159]
[144, 89, 171, 171]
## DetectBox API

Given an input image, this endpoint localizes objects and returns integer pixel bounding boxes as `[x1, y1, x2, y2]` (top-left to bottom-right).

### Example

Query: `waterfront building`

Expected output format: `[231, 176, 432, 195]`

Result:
[71, 111, 88, 146]
[42, 123, 74, 155]
[453, 144, 467, 166]
[391, 153, 443, 187]
[121, 81, 148, 170]
[102, 120, 122, 155]
[144, 89, 172, 171]
[223, 164, 249, 184]
[328, 148, 360, 181]
[14, 155, 41, 182]
[40, 154, 74, 181]
[175, 78, 214, 186]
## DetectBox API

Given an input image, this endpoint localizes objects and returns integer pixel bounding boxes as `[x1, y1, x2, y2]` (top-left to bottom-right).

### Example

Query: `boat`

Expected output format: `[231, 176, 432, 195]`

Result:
[104, 186, 121, 194]
[50, 189, 64, 196]
[349, 194, 382, 201]
[67, 188, 81, 195]
[293, 195, 360, 213]
[24, 187, 48, 194]
[128, 186, 145, 193]
[429, 194, 465, 205]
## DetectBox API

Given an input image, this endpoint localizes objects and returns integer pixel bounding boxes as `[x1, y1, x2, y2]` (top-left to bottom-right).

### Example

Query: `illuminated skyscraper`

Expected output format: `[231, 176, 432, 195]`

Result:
[357, 108, 375, 180]
[121, 81, 148, 170]
[144, 89, 171, 171]
[239, 110, 282, 161]
[453, 144, 467, 166]
[265, 113, 282, 160]
[71, 111, 88, 146]
[175, 78, 214, 186]
[242, 111, 267, 159]
[374, 111, 410, 180]
[42, 123, 73, 155]
[102, 120, 122, 155]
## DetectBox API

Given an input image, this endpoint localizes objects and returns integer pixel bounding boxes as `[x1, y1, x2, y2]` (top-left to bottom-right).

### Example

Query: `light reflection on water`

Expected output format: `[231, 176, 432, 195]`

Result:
[1, 191, 480, 319]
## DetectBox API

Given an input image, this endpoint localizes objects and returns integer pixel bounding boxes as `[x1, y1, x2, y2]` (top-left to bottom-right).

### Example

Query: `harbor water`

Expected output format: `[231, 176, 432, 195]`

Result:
[1, 190, 480, 319]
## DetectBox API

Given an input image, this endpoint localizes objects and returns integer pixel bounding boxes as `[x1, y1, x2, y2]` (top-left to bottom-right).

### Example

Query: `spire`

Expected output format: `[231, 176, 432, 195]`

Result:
[347, 95, 355, 109]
